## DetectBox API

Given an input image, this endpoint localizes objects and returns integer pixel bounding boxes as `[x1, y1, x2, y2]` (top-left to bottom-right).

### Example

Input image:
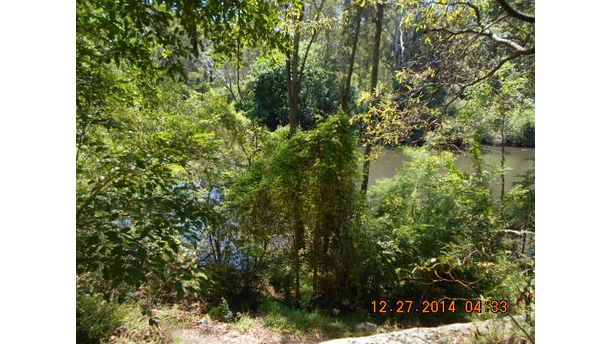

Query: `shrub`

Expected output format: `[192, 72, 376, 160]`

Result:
[76, 291, 129, 344]
[365, 147, 512, 314]
[208, 298, 234, 322]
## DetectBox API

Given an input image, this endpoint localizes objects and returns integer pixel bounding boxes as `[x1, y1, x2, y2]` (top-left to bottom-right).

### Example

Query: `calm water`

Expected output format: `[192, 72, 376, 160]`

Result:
[368, 145, 535, 196]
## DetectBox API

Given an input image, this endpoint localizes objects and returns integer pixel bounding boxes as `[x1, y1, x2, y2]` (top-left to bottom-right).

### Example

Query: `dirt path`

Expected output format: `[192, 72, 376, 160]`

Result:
[172, 319, 317, 344]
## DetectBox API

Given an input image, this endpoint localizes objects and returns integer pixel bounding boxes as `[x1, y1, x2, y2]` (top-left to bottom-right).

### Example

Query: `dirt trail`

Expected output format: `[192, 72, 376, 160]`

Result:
[172, 319, 317, 344]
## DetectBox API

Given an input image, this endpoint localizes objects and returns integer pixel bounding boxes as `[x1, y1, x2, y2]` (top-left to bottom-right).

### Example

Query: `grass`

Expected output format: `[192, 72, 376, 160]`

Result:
[113, 304, 198, 344]
[232, 313, 258, 333]
[461, 315, 534, 344]
[77, 291, 200, 344]
[78, 291, 405, 343]
[256, 297, 384, 339]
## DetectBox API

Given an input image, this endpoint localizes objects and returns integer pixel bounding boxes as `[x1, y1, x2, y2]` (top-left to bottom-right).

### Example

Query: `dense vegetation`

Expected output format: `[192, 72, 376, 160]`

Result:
[76, 0, 535, 342]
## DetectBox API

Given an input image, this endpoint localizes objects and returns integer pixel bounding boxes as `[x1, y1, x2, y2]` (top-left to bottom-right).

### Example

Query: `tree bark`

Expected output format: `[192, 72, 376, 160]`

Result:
[495, 0, 535, 23]
[360, 3, 384, 192]
[312, 219, 320, 296]
[285, 2, 306, 305]
[500, 111, 506, 215]
[341, 3, 363, 112]
[287, 7, 304, 136]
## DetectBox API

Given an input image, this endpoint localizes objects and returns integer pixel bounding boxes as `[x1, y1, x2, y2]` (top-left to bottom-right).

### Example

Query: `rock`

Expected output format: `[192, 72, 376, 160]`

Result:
[196, 317, 210, 326]
[320, 316, 528, 344]
[355, 322, 377, 333]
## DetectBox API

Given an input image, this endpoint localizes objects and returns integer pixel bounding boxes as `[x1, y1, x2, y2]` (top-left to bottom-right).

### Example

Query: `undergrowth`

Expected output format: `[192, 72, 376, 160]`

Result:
[77, 292, 198, 344]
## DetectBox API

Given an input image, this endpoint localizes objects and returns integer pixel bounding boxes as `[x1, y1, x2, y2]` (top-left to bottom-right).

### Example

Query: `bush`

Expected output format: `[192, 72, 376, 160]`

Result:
[364, 147, 512, 314]
[208, 297, 234, 322]
[77, 290, 200, 343]
[76, 292, 129, 344]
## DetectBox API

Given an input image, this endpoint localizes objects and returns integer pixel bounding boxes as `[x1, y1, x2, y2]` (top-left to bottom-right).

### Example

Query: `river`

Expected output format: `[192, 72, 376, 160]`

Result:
[368, 145, 535, 196]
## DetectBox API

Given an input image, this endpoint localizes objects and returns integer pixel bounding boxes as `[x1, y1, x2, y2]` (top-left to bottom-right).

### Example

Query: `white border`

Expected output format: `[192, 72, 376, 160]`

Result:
[537, 0, 612, 342]
[0, 0, 76, 342]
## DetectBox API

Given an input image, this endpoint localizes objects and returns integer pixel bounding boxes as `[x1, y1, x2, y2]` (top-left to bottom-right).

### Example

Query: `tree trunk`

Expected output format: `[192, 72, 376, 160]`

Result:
[360, 143, 372, 191]
[341, 3, 363, 112]
[236, 44, 242, 100]
[287, 7, 303, 136]
[312, 219, 319, 296]
[500, 112, 506, 206]
[369, 4, 384, 94]
[360, 3, 384, 192]
[285, 3, 305, 305]
[290, 175, 305, 306]
[236, 16, 243, 100]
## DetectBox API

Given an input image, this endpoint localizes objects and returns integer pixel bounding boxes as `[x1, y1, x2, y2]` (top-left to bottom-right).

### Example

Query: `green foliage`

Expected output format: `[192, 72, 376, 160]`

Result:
[507, 109, 535, 147]
[232, 313, 258, 332]
[466, 316, 534, 344]
[365, 146, 527, 311]
[505, 170, 535, 255]
[369, 147, 498, 257]
[259, 298, 371, 338]
[238, 50, 345, 131]
[77, 290, 199, 344]
[228, 113, 363, 307]
[77, 0, 287, 75]
[77, 291, 129, 343]
[200, 262, 264, 311]
[209, 297, 235, 322]
[77, 0, 285, 302]
[77, 76, 257, 298]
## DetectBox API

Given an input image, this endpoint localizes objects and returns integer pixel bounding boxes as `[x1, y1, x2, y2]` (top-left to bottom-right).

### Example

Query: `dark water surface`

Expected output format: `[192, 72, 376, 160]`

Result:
[368, 145, 535, 196]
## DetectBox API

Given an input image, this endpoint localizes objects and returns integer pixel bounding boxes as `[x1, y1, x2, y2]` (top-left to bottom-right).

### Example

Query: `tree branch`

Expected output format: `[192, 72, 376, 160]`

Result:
[433, 1, 483, 26]
[442, 48, 533, 112]
[429, 27, 531, 53]
[495, 0, 535, 23]
[298, 0, 327, 86]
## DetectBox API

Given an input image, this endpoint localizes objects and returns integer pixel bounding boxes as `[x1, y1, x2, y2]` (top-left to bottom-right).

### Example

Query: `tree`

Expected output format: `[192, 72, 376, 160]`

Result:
[341, 1, 365, 112]
[77, 0, 286, 298]
[284, 0, 329, 136]
[239, 54, 343, 131]
[360, 2, 385, 192]
[403, 0, 535, 111]
[280, 0, 331, 304]
[229, 114, 363, 307]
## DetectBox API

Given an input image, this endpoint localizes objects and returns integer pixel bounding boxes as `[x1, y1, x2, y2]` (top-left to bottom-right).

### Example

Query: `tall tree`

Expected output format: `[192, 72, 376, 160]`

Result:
[360, 2, 385, 192]
[283, 0, 328, 304]
[286, 2, 304, 136]
[340, 1, 364, 112]
[285, 0, 327, 136]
